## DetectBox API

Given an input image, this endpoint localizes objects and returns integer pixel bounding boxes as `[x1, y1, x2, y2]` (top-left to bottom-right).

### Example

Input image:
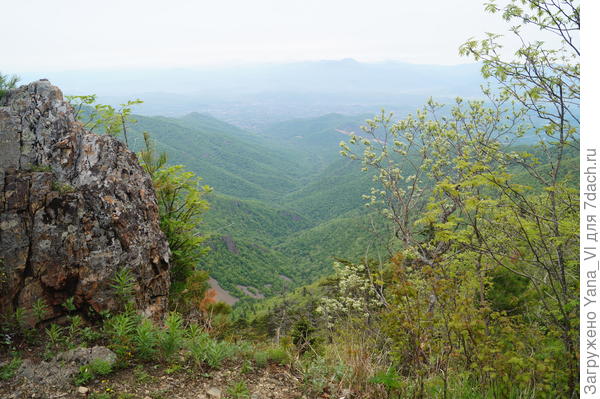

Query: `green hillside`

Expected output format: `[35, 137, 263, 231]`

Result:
[122, 110, 384, 301]
[121, 109, 579, 306]
[126, 113, 307, 201]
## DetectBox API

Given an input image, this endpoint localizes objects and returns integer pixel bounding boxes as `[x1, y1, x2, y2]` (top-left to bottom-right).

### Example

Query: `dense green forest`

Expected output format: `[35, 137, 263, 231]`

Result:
[107, 110, 391, 299]
[0, 0, 581, 398]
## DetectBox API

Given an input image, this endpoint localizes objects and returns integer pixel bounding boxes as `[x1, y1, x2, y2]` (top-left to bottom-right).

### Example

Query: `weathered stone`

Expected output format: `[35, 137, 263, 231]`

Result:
[16, 346, 117, 389]
[0, 80, 170, 322]
[207, 387, 222, 398]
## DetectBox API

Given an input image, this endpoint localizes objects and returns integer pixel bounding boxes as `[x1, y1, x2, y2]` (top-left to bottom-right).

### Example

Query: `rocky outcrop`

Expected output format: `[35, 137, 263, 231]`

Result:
[0, 80, 170, 322]
[221, 235, 239, 254]
[15, 346, 117, 389]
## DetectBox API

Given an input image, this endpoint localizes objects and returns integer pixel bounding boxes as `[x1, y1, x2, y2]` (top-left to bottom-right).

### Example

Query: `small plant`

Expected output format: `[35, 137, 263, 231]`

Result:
[66, 315, 83, 346]
[158, 312, 184, 361]
[368, 367, 403, 397]
[253, 346, 289, 367]
[266, 347, 289, 365]
[0, 72, 19, 99]
[51, 181, 75, 194]
[189, 332, 211, 367]
[133, 365, 152, 383]
[13, 307, 26, 330]
[240, 360, 254, 374]
[0, 353, 22, 381]
[81, 326, 102, 344]
[253, 351, 269, 368]
[226, 380, 250, 399]
[30, 164, 52, 173]
[111, 268, 136, 311]
[235, 341, 254, 360]
[186, 322, 204, 341]
[188, 333, 235, 369]
[31, 298, 48, 323]
[291, 318, 317, 354]
[164, 364, 182, 374]
[298, 356, 346, 394]
[74, 365, 94, 386]
[63, 297, 77, 312]
[74, 359, 113, 385]
[134, 318, 158, 361]
[204, 340, 235, 369]
[46, 323, 64, 349]
[105, 313, 136, 359]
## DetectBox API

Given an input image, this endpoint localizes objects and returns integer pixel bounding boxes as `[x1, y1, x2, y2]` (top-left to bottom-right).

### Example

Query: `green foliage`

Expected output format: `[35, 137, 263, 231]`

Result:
[62, 297, 77, 312]
[105, 313, 137, 359]
[31, 298, 48, 323]
[158, 312, 185, 360]
[66, 315, 83, 346]
[253, 346, 290, 367]
[0, 353, 22, 381]
[111, 267, 136, 312]
[368, 368, 402, 395]
[139, 132, 212, 292]
[330, 1, 580, 397]
[51, 180, 75, 194]
[226, 380, 250, 399]
[252, 350, 269, 368]
[74, 359, 113, 386]
[13, 307, 26, 330]
[297, 356, 347, 395]
[0, 72, 19, 99]
[291, 318, 317, 354]
[188, 331, 236, 369]
[66, 95, 142, 146]
[134, 318, 159, 361]
[45, 323, 64, 350]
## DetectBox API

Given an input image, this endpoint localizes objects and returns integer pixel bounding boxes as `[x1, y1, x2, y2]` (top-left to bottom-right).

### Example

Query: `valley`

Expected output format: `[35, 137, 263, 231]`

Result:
[123, 110, 392, 302]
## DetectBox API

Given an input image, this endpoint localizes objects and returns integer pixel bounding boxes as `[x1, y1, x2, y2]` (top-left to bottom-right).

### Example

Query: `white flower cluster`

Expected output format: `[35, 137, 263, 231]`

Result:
[316, 261, 382, 327]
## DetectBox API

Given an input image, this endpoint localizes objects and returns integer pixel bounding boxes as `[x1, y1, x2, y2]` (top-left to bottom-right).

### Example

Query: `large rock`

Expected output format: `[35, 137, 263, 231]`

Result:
[0, 80, 170, 322]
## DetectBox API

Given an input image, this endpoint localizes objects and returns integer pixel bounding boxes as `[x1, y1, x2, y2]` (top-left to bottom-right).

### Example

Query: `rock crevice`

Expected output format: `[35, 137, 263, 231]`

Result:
[0, 80, 170, 322]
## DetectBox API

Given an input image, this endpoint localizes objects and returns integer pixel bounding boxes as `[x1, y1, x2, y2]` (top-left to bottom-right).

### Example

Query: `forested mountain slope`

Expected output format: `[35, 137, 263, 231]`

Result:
[120, 110, 389, 300]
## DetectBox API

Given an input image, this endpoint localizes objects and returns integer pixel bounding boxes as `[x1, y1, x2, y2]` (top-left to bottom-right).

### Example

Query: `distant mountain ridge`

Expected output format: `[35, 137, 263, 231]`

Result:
[21, 60, 485, 130]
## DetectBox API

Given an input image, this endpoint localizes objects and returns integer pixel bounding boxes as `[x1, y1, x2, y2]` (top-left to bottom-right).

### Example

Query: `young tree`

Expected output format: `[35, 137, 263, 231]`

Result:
[139, 132, 212, 292]
[66, 95, 143, 147]
[342, 0, 579, 395]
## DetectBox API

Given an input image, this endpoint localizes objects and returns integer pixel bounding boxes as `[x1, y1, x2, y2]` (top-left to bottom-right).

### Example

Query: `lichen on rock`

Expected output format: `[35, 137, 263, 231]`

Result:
[0, 80, 170, 322]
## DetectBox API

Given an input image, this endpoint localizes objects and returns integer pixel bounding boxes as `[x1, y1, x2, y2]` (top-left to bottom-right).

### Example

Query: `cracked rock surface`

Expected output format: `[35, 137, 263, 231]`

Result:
[0, 80, 170, 322]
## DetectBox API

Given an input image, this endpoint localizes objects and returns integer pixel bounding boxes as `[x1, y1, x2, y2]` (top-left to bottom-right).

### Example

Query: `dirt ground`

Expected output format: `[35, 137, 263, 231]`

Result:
[0, 356, 314, 399]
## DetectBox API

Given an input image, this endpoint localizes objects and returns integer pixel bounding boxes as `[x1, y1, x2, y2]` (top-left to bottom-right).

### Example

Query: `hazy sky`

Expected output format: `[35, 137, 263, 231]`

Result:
[2, 0, 565, 72]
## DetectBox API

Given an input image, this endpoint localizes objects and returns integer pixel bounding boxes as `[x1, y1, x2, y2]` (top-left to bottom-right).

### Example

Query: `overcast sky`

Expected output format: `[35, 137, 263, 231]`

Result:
[1, 0, 566, 72]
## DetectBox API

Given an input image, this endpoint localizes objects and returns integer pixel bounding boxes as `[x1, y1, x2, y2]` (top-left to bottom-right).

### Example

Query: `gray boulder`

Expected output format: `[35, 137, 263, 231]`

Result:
[0, 80, 170, 322]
